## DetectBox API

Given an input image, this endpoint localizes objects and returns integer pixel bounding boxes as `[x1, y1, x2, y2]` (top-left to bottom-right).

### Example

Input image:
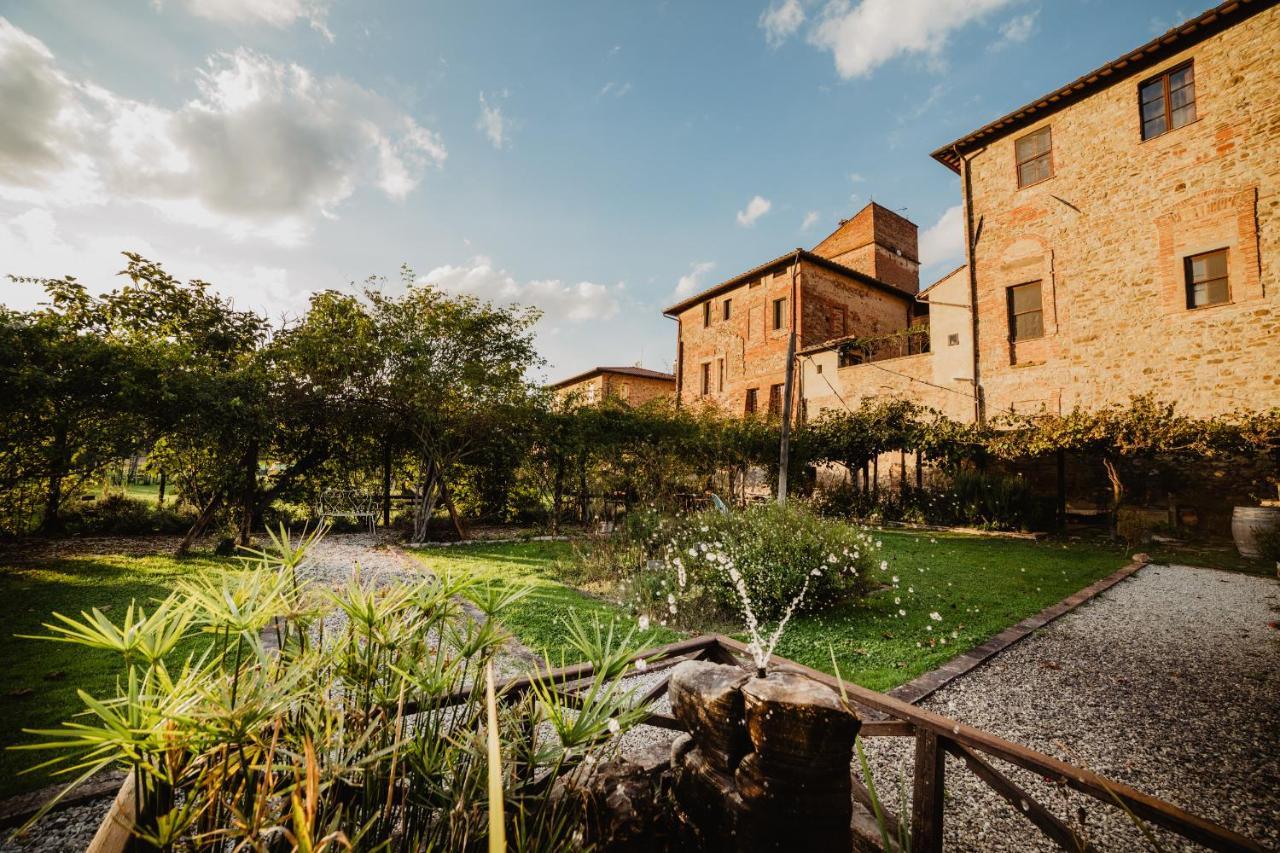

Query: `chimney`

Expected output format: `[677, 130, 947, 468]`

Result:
[810, 202, 920, 295]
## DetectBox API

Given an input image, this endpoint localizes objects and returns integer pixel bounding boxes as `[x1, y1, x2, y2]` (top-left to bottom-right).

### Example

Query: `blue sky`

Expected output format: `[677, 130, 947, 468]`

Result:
[0, 0, 1193, 380]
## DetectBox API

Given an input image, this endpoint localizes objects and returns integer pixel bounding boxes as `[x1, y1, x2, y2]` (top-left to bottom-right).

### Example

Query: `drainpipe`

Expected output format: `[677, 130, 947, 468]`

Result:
[957, 145, 985, 425]
[777, 249, 802, 504]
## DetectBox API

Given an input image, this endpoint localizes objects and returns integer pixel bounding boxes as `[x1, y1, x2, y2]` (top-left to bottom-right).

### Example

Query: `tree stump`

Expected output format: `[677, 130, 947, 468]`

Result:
[667, 661, 861, 851]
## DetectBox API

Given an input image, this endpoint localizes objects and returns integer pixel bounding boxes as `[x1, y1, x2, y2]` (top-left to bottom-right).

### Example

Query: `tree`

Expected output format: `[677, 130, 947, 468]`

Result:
[369, 274, 542, 542]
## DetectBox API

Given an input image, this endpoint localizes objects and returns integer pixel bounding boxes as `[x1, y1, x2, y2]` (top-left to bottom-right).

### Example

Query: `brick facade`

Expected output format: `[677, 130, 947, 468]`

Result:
[944, 3, 1279, 419]
[667, 203, 919, 413]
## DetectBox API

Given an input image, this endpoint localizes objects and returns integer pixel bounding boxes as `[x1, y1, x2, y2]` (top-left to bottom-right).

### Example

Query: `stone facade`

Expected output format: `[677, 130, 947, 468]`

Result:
[550, 367, 675, 406]
[667, 203, 919, 414]
[944, 3, 1279, 419]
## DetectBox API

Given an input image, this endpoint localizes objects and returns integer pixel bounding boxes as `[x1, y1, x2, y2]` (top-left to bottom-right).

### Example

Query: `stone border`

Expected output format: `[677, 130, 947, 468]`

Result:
[887, 557, 1150, 705]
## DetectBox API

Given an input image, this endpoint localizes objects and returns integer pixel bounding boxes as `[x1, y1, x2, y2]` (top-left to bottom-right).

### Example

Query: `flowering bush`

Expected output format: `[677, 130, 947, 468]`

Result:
[629, 503, 876, 628]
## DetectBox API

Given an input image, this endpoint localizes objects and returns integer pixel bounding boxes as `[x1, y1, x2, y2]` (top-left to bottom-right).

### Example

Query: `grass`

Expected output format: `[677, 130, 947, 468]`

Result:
[408, 530, 1136, 696]
[406, 541, 681, 666]
[0, 550, 230, 799]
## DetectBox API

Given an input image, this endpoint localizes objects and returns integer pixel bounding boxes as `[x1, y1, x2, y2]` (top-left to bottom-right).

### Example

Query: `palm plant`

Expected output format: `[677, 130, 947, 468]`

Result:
[12, 528, 654, 851]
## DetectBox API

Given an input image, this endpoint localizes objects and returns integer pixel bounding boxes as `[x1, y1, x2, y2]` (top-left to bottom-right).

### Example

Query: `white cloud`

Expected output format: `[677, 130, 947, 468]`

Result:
[992, 11, 1038, 50]
[674, 260, 716, 297]
[165, 0, 334, 40]
[0, 20, 444, 247]
[735, 195, 772, 228]
[801, 211, 820, 230]
[759, 0, 805, 47]
[598, 81, 632, 98]
[848, 172, 865, 183]
[809, 0, 1017, 78]
[0, 205, 301, 317]
[918, 204, 965, 267]
[421, 255, 620, 323]
[478, 92, 509, 149]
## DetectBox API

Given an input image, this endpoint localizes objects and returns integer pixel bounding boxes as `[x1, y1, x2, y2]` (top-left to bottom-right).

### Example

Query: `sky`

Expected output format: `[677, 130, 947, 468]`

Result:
[0, 0, 1195, 382]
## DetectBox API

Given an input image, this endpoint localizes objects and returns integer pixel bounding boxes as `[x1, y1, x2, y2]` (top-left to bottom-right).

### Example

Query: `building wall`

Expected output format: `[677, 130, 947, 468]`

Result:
[674, 259, 914, 413]
[964, 7, 1280, 418]
[923, 265, 976, 406]
[811, 203, 921, 295]
[603, 373, 675, 405]
[554, 373, 674, 406]
[801, 351, 972, 423]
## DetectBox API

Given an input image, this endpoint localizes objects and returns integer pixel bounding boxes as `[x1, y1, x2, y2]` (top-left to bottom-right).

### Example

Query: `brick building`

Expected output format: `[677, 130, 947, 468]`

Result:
[664, 203, 923, 415]
[549, 366, 675, 406]
[931, 0, 1279, 420]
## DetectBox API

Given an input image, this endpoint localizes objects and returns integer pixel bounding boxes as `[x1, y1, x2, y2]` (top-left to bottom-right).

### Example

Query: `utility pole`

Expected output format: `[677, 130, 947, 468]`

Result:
[777, 251, 801, 504]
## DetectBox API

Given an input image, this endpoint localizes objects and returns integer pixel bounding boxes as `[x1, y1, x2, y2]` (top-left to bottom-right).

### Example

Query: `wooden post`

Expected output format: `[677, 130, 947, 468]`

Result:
[911, 730, 945, 853]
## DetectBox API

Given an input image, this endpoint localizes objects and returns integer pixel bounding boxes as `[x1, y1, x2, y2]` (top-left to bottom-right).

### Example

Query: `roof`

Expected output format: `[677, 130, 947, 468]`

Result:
[930, 0, 1275, 172]
[661, 249, 913, 317]
[548, 365, 676, 390]
[917, 264, 967, 300]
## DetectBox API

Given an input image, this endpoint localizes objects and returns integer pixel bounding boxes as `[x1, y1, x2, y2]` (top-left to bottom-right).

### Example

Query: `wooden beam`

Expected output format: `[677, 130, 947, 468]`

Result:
[946, 741, 1096, 852]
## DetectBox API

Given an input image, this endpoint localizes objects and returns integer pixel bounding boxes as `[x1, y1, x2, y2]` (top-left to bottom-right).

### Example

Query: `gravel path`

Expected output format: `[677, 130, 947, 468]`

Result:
[861, 563, 1280, 851]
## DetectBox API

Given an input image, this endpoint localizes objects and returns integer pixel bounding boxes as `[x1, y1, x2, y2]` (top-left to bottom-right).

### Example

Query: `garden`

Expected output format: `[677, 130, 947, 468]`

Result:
[1, 259, 1278, 850]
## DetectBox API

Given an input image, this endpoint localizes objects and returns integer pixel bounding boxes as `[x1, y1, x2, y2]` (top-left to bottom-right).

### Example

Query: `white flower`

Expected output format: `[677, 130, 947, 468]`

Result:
[894, 597, 901, 605]
[810, 568, 822, 576]
[607, 718, 620, 735]
[890, 573, 898, 583]
[827, 554, 838, 564]
[637, 615, 650, 631]
[898, 609, 906, 616]
[635, 657, 648, 671]
[929, 611, 942, 622]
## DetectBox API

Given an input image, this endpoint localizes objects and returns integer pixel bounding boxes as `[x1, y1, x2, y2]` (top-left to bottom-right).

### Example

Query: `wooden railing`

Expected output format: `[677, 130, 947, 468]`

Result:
[471, 633, 1265, 853]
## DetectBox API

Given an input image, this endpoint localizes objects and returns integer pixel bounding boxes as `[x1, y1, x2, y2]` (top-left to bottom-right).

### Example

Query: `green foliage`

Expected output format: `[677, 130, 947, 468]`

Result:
[58, 495, 193, 536]
[14, 530, 653, 850]
[620, 503, 875, 626]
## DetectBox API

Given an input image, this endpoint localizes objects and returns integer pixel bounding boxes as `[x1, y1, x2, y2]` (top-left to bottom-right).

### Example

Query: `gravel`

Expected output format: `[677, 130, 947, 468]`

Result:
[859, 563, 1280, 851]
[0, 795, 114, 853]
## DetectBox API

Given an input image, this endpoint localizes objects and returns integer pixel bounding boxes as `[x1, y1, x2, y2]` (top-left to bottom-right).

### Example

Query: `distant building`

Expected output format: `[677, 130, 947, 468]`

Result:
[931, 0, 1279, 419]
[664, 203, 923, 416]
[548, 366, 675, 406]
[801, 264, 974, 424]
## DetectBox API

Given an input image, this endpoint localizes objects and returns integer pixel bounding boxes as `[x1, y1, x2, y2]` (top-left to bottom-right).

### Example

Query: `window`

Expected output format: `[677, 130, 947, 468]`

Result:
[816, 363, 823, 374]
[774, 266, 790, 283]
[1007, 281, 1044, 342]
[745, 388, 758, 415]
[702, 302, 711, 328]
[772, 298, 787, 330]
[700, 362, 711, 396]
[717, 357, 725, 392]
[1184, 249, 1229, 308]
[1015, 126, 1052, 188]
[947, 333, 960, 347]
[723, 299, 732, 321]
[1140, 62, 1196, 140]
[768, 383, 783, 417]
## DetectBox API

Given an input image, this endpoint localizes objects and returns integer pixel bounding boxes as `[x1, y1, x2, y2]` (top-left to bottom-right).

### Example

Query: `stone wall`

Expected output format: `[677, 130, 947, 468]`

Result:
[811, 202, 921, 295]
[554, 372, 674, 406]
[962, 6, 1280, 419]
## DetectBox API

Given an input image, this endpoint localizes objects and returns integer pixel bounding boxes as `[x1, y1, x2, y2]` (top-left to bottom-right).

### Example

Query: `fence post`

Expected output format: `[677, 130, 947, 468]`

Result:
[911, 730, 945, 853]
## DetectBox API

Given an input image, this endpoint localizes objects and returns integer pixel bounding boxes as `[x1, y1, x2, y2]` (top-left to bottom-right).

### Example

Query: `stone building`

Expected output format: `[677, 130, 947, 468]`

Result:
[800, 264, 974, 423]
[549, 366, 675, 406]
[664, 203, 922, 415]
[931, 0, 1279, 420]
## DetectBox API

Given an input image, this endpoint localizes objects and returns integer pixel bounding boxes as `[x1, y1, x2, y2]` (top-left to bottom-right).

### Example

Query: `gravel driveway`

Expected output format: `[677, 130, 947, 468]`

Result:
[861, 563, 1280, 851]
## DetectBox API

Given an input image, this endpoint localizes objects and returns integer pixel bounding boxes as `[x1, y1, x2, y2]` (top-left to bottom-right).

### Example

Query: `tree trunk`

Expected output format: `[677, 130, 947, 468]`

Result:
[157, 472, 166, 508]
[915, 450, 924, 490]
[382, 439, 392, 529]
[177, 492, 223, 556]
[412, 463, 439, 543]
[237, 439, 259, 547]
[1102, 455, 1124, 539]
[439, 473, 467, 540]
[551, 457, 565, 535]
[37, 425, 70, 535]
[577, 456, 589, 524]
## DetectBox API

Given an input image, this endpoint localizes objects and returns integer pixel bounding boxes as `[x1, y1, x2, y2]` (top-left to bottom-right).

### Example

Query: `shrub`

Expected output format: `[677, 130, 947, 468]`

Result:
[624, 503, 876, 627]
[17, 528, 652, 850]
[59, 494, 193, 535]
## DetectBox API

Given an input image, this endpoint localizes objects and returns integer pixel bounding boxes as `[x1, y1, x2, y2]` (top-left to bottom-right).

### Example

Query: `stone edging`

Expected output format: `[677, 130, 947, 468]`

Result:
[886, 557, 1150, 706]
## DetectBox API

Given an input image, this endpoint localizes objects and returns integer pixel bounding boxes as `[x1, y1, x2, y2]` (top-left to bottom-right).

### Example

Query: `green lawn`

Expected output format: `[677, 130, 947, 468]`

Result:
[408, 531, 1133, 695]
[407, 541, 682, 667]
[0, 551, 230, 799]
